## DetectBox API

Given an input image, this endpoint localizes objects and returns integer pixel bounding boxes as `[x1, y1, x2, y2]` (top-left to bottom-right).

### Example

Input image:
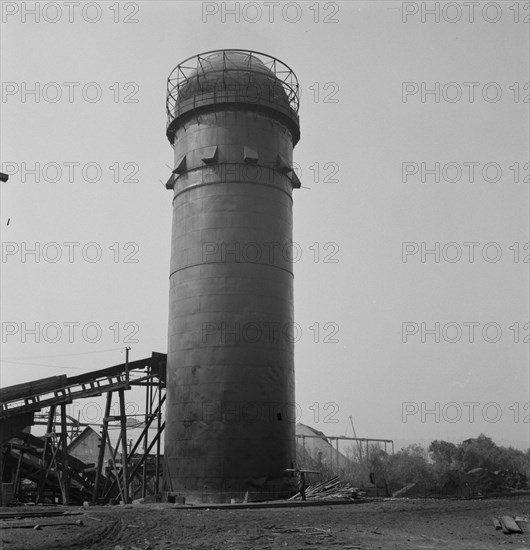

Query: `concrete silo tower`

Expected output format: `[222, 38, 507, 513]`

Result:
[164, 50, 301, 503]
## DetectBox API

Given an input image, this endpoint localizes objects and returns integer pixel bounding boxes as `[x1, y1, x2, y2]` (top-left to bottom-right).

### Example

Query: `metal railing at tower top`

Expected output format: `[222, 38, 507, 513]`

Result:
[166, 49, 300, 129]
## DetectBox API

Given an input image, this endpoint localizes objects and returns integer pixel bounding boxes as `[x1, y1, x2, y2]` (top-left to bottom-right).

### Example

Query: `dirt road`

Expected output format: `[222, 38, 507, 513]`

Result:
[1, 497, 528, 549]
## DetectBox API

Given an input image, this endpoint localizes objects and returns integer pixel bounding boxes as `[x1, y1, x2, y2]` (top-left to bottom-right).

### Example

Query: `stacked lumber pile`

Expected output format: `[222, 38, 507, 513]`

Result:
[289, 476, 364, 501]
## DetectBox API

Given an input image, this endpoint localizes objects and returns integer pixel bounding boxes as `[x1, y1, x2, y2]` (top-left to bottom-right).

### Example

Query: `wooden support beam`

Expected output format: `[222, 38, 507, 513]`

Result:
[36, 405, 56, 504]
[101, 409, 166, 502]
[60, 404, 70, 505]
[49, 441, 65, 501]
[155, 379, 162, 494]
[13, 451, 23, 499]
[104, 429, 125, 503]
[0, 450, 4, 506]
[142, 366, 149, 498]
[127, 395, 166, 460]
[125, 422, 165, 484]
[118, 389, 129, 503]
[112, 432, 122, 462]
[92, 391, 112, 503]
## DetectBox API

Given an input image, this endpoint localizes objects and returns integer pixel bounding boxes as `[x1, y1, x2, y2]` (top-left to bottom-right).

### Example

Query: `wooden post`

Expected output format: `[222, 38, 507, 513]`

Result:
[36, 405, 56, 504]
[92, 392, 113, 503]
[0, 449, 4, 506]
[104, 429, 125, 503]
[13, 450, 23, 500]
[142, 366, 149, 498]
[60, 403, 70, 505]
[118, 389, 129, 503]
[155, 378, 162, 494]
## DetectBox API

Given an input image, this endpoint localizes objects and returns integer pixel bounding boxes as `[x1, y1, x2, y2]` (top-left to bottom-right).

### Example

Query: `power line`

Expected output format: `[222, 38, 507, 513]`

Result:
[0, 360, 87, 370]
[0, 347, 124, 361]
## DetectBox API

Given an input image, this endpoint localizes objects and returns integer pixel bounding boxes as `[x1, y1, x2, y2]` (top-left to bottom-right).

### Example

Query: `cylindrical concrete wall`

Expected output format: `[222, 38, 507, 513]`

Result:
[164, 51, 301, 503]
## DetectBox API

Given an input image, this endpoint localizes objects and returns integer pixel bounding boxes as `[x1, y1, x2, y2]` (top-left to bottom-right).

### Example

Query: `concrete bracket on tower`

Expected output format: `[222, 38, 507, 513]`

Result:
[173, 155, 187, 174]
[243, 146, 259, 164]
[201, 146, 218, 164]
[165, 174, 175, 190]
[276, 153, 292, 175]
[290, 171, 302, 189]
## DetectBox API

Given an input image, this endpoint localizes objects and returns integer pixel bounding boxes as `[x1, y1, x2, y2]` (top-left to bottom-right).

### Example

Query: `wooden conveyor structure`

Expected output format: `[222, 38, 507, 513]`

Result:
[0, 353, 166, 505]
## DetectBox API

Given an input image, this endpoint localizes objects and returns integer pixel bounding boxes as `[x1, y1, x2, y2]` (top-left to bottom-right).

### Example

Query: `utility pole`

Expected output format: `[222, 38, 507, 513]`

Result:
[125, 347, 131, 389]
[348, 416, 363, 461]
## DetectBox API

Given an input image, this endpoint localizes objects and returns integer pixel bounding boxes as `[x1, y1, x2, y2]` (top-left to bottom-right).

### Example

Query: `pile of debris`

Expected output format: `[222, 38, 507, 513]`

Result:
[467, 467, 529, 496]
[289, 476, 365, 501]
[492, 515, 527, 535]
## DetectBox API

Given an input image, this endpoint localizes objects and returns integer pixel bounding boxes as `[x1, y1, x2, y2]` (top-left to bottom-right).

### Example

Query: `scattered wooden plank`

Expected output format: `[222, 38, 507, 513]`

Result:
[0, 519, 83, 529]
[492, 517, 502, 530]
[0, 510, 82, 520]
[499, 517, 512, 535]
[271, 526, 332, 537]
[515, 516, 529, 523]
[501, 516, 523, 534]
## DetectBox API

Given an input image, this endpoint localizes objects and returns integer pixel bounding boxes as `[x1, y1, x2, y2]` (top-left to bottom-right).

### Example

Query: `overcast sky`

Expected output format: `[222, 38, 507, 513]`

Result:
[1, 1, 529, 451]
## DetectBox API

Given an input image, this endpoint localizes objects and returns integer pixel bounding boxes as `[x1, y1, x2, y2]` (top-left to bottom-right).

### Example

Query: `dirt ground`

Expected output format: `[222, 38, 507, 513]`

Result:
[0, 497, 528, 550]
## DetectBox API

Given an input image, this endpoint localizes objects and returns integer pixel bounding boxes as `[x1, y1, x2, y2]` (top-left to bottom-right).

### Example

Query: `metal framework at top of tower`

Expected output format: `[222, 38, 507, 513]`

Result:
[165, 49, 300, 143]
